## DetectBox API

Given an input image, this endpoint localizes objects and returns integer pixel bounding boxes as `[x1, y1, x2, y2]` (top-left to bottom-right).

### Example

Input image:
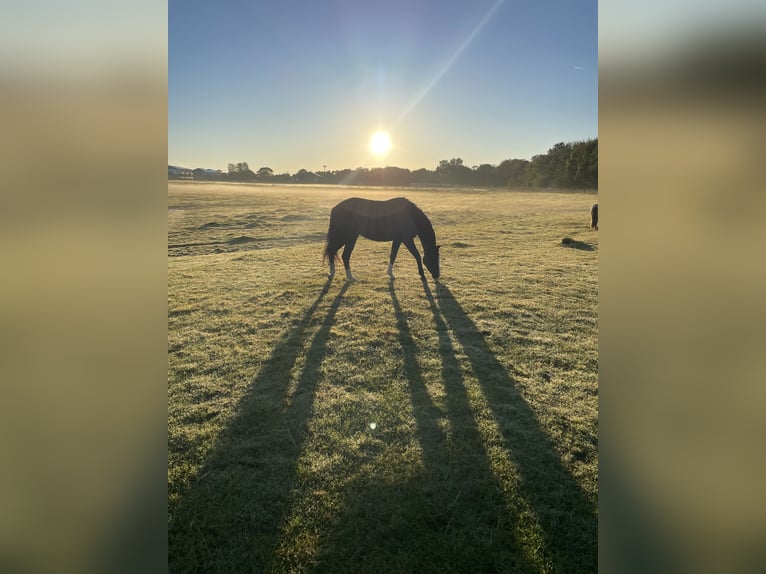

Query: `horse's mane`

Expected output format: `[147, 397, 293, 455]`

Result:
[407, 199, 436, 247]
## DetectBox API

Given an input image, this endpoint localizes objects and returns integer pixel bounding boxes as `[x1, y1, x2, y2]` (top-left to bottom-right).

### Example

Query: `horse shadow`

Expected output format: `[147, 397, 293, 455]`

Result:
[391, 280, 539, 571]
[313, 280, 596, 572]
[561, 237, 595, 251]
[425, 280, 598, 572]
[309, 281, 536, 572]
[168, 278, 349, 573]
[169, 276, 597, 572]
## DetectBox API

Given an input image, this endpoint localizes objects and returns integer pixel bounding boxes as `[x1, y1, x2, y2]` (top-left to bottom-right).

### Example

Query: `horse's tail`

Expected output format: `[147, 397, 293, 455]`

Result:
[322, 239, 337, 263]
[322, 214, 341, 263]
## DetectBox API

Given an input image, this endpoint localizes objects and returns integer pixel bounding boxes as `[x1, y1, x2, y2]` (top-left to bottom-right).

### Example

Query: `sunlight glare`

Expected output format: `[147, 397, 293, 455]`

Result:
[369, 131, 392, 157]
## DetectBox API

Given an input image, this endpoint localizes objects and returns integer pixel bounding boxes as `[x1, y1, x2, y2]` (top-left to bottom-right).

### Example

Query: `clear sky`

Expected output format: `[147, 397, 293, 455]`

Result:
[169, 0, 597, 174]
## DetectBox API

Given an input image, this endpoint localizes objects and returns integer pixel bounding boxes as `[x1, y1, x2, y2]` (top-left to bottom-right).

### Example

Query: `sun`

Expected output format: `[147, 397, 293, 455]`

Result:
[369, 130, 392, 157]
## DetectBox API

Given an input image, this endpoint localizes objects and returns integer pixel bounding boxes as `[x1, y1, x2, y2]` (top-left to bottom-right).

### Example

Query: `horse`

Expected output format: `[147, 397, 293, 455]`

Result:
[323, 197, 440, 281]
[590, 203, 598, 230]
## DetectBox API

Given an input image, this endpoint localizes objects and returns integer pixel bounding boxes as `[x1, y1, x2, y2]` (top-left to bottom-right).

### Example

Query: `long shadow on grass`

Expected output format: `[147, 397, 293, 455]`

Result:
[168, 278, 348, 573]
[387, 281, 537, 572]
[428, 281, 598, 573]
[309, 282, 537, 573]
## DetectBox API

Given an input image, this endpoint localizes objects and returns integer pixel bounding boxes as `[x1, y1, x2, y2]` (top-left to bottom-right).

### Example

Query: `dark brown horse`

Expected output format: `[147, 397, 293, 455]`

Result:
[324, 197, 440, 281]
[591, 203, 598, 230]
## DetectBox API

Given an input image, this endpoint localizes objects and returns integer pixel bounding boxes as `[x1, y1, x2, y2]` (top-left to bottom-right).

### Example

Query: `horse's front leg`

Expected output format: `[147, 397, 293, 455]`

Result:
[342, 235, 358, 281]
[402, 238, 424, 277]
[387, 241, 401, 279]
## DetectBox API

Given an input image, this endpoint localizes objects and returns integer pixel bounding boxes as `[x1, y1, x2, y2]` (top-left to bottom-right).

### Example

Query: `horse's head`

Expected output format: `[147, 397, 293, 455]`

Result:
[424, 244, 440, 279]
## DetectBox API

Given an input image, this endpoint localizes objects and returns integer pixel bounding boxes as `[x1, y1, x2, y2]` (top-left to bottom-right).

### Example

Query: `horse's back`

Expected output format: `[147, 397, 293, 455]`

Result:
[333, 197, 411, 214]
[330, 197, 417, 241]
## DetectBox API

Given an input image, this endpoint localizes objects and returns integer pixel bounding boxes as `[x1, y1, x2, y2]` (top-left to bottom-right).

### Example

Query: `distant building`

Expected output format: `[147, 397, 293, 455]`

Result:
[168, 165, 193, 180]
[192, 168, 224, 180]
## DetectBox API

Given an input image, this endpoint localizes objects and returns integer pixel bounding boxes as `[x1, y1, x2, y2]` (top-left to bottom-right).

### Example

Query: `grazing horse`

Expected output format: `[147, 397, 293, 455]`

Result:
[323, 197, 440, 281]
[591, 203, 598, 230]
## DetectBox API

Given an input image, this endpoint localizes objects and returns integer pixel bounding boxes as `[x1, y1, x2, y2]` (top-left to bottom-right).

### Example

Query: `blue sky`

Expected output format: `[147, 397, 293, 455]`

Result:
[169, 0, 597, 173]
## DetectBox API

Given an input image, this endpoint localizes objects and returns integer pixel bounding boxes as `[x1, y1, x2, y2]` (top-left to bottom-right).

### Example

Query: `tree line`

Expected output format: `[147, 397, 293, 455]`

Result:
[173, 138, 597, 189]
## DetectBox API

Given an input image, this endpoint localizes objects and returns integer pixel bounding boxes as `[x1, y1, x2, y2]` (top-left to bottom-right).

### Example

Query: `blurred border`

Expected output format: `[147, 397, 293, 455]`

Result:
[2, 1, 765, 572]
[600, 2, 766, 572]
[0, 1, 167, 572]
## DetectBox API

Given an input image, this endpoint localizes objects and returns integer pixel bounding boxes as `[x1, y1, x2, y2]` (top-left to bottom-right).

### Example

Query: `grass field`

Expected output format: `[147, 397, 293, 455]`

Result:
[168, 182, 598, 573]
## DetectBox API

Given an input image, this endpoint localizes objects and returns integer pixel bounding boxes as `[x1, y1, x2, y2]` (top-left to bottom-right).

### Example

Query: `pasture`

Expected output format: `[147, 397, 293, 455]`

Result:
[168, 182, 598, 573]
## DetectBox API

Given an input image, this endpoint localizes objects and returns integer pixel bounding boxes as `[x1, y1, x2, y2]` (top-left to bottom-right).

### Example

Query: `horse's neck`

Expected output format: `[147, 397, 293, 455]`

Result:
[414, 211, 436, 248]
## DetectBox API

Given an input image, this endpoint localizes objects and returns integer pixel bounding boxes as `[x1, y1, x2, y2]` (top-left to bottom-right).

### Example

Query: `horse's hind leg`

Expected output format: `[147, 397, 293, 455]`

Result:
[387, 241, 401, 279]
[342, 236, 358, 281]
[326, 239, 343, 278]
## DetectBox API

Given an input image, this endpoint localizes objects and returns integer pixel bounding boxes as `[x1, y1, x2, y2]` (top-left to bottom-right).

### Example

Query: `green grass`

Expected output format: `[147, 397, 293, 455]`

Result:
[168, 182, 598, 573]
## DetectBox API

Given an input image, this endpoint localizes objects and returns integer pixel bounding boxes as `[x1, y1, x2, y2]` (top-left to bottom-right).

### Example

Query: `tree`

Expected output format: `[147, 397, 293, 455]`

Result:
[528, 153, 552, 187]
[546, 142, 573, 187]
[292, 168, 319, 183]
[437, 158, 464, 173]
[497, 159, 530, 188]
[436, 158, 469, 184]
[473, 163, 499, 186]
[228, 162, 250, 174]
[226, 161, 255, 180]
[411, 168, 434, 184]
[210, 138, 596, 189]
